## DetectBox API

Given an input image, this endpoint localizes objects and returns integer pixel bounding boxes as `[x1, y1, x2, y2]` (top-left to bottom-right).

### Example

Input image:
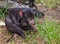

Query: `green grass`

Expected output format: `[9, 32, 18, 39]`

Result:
[24, 17, 60, 44]
[0, 3, 10, 20]
[36, 0, 60, 9]
[37, 19, 60, 44]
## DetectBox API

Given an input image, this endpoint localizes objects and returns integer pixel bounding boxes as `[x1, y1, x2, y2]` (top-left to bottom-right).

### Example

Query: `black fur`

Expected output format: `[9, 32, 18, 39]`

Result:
[5, 8, 35, 39]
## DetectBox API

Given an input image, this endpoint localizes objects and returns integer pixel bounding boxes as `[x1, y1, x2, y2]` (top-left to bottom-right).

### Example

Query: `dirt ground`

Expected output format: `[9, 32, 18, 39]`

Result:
[0, 5, 60, 44]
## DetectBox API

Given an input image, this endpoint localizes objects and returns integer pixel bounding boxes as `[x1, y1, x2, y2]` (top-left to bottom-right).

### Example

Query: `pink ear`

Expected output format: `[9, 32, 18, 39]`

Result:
[19, 11, 23, 17]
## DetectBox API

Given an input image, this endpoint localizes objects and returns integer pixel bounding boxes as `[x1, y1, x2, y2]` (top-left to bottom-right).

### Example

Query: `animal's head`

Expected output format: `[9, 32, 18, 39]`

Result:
[19, 8, 35, 25]
[18, 8, 37, 32]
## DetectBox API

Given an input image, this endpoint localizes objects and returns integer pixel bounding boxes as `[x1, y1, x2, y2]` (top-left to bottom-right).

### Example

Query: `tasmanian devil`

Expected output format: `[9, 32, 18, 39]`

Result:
[5, 8, 38, 42]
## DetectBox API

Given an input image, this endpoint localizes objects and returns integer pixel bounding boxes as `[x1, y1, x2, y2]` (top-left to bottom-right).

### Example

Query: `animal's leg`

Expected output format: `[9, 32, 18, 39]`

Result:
[10, 27, 25, 39]
[5, 15, 25, 38]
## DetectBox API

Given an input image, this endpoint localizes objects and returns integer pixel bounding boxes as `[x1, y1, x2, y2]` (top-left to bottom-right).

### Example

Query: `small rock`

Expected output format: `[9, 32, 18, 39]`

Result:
[0, 20, 5, 26]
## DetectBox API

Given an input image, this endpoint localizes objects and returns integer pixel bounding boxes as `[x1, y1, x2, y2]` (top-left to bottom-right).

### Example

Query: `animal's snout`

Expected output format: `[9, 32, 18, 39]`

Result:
[28, 19, 35, 25]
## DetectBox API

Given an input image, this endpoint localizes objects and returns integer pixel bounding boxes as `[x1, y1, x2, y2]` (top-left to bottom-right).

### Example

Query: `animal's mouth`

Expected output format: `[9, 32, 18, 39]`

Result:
[28, 19, 35, 25]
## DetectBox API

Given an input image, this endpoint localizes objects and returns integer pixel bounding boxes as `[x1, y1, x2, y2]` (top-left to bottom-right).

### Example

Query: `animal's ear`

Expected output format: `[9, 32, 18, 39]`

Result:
[19, 10, 23, 17]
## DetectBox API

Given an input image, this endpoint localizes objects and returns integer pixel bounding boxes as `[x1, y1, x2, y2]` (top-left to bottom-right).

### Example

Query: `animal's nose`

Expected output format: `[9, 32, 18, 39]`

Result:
[32, 21, 35, 25]
[31, 21, 35, 25]
[29, 20, 35, 25]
